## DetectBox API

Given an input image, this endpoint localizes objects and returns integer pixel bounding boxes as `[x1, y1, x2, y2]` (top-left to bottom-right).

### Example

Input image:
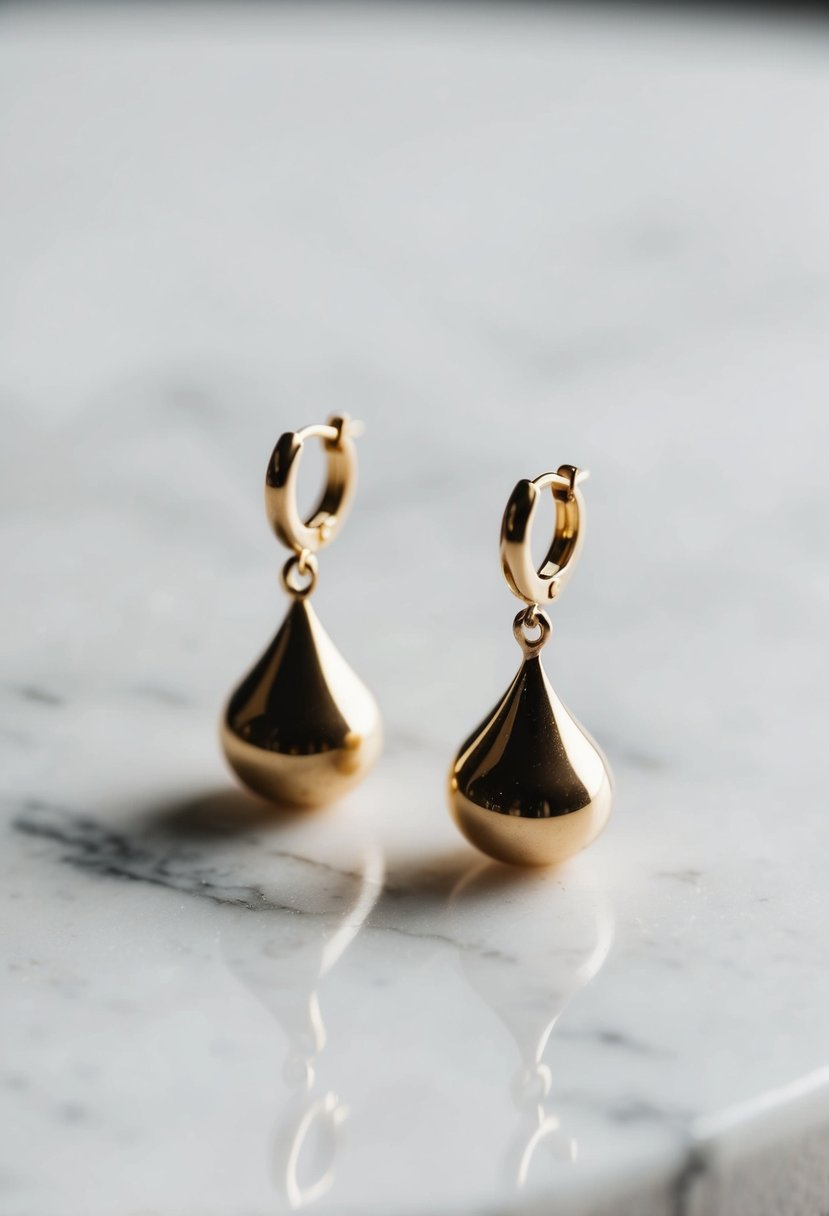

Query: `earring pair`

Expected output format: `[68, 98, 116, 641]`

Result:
[221, 415, 613, 867]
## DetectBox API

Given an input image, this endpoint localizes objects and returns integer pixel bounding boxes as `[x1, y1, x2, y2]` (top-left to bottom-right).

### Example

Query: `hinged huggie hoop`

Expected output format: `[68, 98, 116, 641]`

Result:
[265, 414, 361, 555]
[499, 465, 590, 607]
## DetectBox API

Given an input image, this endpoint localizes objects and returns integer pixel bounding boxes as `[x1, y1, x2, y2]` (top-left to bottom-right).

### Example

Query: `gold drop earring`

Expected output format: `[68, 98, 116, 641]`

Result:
[448, 465, 613, 866]
[221, 415, 382, 808]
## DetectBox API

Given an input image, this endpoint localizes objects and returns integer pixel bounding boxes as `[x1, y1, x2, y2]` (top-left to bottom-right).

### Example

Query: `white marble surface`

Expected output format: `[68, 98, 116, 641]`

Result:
[2, 4, 829, 1215]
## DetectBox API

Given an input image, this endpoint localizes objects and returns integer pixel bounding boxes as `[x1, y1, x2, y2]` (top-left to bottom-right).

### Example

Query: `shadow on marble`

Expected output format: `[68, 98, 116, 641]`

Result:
[13, 785, 377, 915]
[375, 845, 591, 922]
[135, 785, 315, 839]
[377, 844, 486, 909]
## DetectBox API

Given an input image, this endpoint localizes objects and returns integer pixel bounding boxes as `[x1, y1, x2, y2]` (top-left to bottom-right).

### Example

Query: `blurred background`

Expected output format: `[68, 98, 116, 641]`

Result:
[2, 1, 827, 780]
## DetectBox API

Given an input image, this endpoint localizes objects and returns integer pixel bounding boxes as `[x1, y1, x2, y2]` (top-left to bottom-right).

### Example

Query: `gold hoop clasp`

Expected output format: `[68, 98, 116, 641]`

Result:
[500, 464, 589, 606]
[265, 414, 361, 555]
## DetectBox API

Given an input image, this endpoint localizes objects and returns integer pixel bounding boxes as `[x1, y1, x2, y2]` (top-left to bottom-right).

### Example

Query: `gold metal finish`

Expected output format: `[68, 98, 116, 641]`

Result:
[449, 465, 612, 866]
[221, 415, 381, 808]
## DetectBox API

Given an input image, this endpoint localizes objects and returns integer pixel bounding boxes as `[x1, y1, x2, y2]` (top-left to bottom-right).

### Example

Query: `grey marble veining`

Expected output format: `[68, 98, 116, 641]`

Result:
[1, 4, 829, 1215]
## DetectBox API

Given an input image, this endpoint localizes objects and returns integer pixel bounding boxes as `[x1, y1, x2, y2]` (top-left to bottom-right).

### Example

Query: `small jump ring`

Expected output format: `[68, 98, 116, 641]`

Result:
[512, 606, 552, 658]
[281, 552, 318, 600]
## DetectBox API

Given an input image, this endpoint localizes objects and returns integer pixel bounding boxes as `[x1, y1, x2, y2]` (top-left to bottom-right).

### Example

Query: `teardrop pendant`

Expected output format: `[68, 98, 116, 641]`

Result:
[449, 645, 612, 866]
[222, 598, 382, 809]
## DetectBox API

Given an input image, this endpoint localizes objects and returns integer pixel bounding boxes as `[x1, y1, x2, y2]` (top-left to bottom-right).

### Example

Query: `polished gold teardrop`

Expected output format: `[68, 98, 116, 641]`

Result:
[221, 599, 382, 809]
[448, 653, 612, 867]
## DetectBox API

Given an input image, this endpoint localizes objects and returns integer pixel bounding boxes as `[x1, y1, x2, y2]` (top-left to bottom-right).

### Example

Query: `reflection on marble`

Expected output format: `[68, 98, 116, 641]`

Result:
[447, 864, 614, 1188]
[2, 3, 829, 1215]
[221, 827, 384, 1209]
